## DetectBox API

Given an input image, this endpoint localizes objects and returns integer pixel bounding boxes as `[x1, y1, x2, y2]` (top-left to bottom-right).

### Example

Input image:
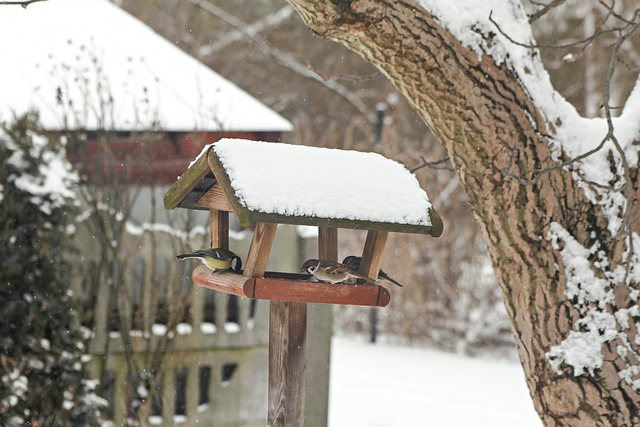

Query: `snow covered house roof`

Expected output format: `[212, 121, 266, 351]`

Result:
[165, 139, 443, 236]
[0, 0, 292, 132]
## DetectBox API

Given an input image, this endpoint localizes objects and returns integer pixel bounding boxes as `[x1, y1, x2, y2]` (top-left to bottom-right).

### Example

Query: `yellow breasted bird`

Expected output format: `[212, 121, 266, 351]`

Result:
[176, 248, 242, 273]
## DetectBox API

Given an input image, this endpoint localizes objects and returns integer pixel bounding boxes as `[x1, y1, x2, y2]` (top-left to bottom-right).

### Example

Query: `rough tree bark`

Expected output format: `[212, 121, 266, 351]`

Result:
[284, 1, 640, 425]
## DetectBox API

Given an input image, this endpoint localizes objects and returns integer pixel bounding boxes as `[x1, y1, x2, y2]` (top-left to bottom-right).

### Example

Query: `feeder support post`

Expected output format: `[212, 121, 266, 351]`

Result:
[303, 226, 338, 427]
[245, 222, 305, 427]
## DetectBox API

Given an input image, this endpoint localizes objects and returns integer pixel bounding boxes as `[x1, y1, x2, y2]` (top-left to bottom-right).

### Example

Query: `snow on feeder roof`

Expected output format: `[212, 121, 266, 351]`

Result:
[164, 138, 443, 237]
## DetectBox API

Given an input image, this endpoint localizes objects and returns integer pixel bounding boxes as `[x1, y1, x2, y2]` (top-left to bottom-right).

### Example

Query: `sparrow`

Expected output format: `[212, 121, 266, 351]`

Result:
[176, 248, 242, 273]
[342, 255, 404, 287]
[301, 259, 377, 285]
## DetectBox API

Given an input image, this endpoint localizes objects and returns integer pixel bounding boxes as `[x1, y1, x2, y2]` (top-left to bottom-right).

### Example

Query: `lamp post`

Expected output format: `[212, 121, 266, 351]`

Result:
[370, 102, 386, 344]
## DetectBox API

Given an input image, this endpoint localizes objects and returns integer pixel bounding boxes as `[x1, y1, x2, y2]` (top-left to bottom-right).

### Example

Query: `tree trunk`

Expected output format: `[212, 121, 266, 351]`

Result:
[284, 0, 640, 425]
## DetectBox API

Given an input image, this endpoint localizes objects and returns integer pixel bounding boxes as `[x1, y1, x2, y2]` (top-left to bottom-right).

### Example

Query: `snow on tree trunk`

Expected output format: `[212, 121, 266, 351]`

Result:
[284, 1, 640, 425]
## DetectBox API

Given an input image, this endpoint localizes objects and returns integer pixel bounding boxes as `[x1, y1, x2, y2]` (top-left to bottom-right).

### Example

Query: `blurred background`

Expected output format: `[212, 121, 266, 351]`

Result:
[117, 0, 640, 354]
[1, 0, 638, 426]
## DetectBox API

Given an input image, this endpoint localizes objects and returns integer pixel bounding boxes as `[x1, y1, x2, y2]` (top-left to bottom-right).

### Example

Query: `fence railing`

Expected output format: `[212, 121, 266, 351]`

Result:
[74, 222, 316, 426]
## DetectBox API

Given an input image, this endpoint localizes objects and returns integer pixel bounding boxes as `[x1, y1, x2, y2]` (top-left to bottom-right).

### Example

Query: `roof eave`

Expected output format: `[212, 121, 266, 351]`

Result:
[165, 144, 443, 237]
[164, 146, 215, 210]
[245, 209, 442, 236]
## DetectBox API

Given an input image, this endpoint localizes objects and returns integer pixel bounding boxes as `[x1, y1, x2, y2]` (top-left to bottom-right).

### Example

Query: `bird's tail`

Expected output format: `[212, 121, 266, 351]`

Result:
[349, 271, 377, 285]
[380, 273, 404, 287]
[231, 256, 242, 273]
[176, 253, 199, 260]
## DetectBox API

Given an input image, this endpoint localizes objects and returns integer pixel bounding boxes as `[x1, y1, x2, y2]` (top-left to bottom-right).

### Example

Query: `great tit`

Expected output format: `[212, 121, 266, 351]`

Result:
[176, 248, 242, 273]
[301, 259, 377, 285]
[342, 255, 404, 287]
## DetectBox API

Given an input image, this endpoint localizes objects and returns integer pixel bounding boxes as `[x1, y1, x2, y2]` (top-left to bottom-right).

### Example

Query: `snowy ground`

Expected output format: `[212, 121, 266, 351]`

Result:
[329, 337, 543, 427]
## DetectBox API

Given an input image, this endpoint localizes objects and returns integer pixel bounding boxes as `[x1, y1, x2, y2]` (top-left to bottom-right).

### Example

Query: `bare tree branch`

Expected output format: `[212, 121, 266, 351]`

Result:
[599, 22, 640, 290]
[198, 5, 295, 57]
[334, 71, 383, 82]
[597, 0, 640, 26]
[189, 0, 377, 122]
[410, 155, 454, 173]
[491, 9, 623, 50]
[529, 0, 568, 23]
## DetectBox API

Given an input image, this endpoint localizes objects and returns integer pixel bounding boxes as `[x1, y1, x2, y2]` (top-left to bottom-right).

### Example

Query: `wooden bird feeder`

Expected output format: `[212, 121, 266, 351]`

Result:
[164, 138, 442, 426]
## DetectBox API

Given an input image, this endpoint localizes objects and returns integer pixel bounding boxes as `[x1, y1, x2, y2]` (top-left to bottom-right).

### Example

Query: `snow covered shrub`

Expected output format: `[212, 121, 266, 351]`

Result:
[0, 113, 105, 426]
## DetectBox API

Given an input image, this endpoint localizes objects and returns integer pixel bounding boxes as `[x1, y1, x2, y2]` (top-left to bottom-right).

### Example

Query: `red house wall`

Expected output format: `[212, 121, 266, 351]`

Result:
[67, 131, 283, 186]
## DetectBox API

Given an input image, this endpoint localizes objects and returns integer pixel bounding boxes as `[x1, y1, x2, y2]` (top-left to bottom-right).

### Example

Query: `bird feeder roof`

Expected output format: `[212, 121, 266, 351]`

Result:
[164, 139, 443, 236]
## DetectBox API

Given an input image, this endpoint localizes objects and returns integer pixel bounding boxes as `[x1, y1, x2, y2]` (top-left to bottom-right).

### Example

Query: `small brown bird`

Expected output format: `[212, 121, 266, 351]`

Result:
[342, 255, 404, 287]
[301, 259, 377, 285]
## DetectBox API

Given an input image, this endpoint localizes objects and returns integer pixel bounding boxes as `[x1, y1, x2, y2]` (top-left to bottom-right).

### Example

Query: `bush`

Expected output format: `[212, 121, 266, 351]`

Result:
[0, 114, 104, 426]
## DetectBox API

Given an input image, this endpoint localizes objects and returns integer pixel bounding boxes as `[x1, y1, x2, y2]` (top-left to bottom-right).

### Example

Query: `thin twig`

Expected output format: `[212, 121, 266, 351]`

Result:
[490, 9, 627, 50]
[496, 4, 640, 189]
[529, 0, 568, 23]
[0, 0, 46, 6]
[410, 155, 454, 173]
[335, 72, 383, 82]
[599, 20, 640, 285]
[190, 0, 376, 122]
[500, 131, 612, 186]
[597, 0, 640, 26]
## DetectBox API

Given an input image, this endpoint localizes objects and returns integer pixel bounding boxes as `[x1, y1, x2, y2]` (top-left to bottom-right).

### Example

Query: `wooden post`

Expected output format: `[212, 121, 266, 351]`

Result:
[268, 300, 307, 426]
[304, 227, 337, 427]
[237, 222, 307, 427]
[359, 230, 388, 279]
[252, 221, 307, 427]
[163, 366, 177, 427]
[191, 208, 228, 339]
[244, 223, 277, 276]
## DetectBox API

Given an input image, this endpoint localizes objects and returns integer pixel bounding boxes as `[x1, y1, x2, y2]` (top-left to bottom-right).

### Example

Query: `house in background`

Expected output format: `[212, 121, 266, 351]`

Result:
[0, 0, 292, 185]
[0, 1, 328, 426]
